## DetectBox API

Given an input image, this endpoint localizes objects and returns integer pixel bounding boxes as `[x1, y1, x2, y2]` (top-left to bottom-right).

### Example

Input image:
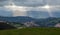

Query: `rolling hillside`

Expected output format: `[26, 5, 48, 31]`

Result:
[0, 16, 60, 27]
[0, 28, 60, 35]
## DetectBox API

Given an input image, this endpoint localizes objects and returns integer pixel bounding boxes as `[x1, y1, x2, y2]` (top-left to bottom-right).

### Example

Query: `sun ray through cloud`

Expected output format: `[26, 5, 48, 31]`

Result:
[3, 0, 29, 16]
[38, 0, 60, 17]
[42, 1, 53, 17]
[2, 0, 60, 18]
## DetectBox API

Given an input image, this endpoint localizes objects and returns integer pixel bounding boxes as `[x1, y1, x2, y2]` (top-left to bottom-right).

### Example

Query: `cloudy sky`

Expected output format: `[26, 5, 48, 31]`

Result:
[0, 0, 60, 18]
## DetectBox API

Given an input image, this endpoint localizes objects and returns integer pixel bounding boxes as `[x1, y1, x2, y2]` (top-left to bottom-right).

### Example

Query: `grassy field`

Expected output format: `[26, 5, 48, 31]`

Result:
[0, 28, 60, 35]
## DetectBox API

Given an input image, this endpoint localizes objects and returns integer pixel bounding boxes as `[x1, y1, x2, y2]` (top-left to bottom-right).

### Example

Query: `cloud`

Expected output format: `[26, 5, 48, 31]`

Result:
[0, 0, 60, 7]
[46, 0, 60, 5]
[0, 7, 13, 17]
[3, 3, 34, 16]
[0, 0, 45, 7]
[0, 0, 7, 1]
[52, 12, 60, 17]
[13, 0, 60, 6]
[0, 0, 60, 18]
[13, 0, 46, 7]
[27, 11, 49, 18]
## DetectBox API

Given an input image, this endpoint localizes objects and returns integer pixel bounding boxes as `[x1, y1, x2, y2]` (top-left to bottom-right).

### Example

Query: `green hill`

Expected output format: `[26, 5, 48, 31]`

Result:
[0, 28, 60, 35]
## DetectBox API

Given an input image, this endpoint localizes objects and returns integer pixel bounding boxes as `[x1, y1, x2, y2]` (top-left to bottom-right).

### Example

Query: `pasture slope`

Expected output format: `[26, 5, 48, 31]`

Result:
[0, 28, 60, 35]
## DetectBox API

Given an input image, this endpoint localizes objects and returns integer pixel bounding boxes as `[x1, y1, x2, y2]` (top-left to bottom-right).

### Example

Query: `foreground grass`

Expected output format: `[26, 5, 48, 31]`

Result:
[0, 27, 60, 35]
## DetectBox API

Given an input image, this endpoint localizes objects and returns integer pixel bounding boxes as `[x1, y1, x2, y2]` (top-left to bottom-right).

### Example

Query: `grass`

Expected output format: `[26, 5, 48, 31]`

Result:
[0, 27, 60, 35]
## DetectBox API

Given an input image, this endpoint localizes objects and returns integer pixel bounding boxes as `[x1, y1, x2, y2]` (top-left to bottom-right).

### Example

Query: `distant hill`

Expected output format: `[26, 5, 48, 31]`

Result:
[0, 16, 35, 22]
[0, 16, 60, 27]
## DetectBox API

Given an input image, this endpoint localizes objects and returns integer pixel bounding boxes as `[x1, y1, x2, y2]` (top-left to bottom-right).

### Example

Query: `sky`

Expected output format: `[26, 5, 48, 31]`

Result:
[0, 0, 60, 18]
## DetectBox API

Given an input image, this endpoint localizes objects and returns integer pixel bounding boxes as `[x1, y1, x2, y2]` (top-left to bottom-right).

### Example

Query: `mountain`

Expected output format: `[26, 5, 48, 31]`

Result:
[0, 16, 35, 23]
[0, 16, 60, 27]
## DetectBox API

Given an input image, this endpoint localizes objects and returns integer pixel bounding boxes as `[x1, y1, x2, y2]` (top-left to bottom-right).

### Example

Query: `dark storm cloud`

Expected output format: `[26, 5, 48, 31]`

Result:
[46, 0, 60, 5]
[13, 0, 46, 7]
[0, 0, 60, 7]
[0, 0, 7, 1]
[13, 0, 60, 7]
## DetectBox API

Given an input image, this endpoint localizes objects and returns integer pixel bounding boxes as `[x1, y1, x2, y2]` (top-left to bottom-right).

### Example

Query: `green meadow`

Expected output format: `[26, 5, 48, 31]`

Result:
[0, 28, 60, 35]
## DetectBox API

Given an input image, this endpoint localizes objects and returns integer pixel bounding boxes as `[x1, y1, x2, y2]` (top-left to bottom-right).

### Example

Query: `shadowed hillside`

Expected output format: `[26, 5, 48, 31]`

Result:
[0, 21, 16, 30]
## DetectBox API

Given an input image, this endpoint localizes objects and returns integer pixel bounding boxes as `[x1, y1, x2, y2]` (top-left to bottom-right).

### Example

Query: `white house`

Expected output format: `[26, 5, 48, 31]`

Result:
[54, 23, 60, 27]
